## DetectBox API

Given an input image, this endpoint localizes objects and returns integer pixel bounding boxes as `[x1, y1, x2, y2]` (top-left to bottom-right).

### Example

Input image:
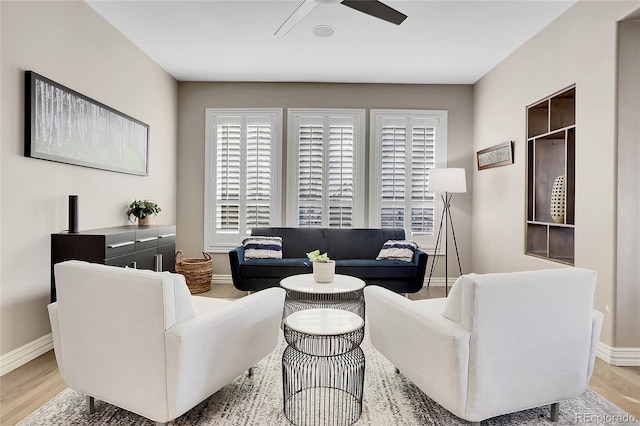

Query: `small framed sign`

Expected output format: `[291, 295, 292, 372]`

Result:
[477, 141, 514, 170]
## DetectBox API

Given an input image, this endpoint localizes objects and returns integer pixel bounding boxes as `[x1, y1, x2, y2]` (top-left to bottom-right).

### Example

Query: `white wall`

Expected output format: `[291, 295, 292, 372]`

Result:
[472, 0, 640, 347]
[0, 1, 178, 356]
[616, 18, 640, 348]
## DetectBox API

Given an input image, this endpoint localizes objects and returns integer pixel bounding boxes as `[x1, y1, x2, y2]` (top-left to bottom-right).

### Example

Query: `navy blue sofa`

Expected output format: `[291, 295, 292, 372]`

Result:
[229, 227, 428, 293]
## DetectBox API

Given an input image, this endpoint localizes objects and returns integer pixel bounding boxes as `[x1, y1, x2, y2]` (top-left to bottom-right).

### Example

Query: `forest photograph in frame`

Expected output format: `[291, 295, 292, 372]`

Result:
[24, 71, 149, 176]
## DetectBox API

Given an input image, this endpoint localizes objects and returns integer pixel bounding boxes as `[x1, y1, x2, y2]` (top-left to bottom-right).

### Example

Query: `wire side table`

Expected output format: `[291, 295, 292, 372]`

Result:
[282, 309, 365, 426]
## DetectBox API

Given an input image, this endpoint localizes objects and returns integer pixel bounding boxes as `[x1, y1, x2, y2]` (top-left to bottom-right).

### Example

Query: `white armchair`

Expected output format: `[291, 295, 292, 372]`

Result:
[48, 260, 285, 425]
[364, 268, 603, 425]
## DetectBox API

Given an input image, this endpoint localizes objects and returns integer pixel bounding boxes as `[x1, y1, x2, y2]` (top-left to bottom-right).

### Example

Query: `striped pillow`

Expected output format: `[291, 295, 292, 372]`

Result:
[376, 240, 418, 262]
[243, 236, 283, 260]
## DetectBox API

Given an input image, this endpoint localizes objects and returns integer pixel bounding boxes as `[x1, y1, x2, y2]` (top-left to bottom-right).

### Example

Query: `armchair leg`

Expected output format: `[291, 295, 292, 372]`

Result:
[395, 367, 400, 374]
[248, 367, 254, 377]
[551, 402, 559, 422]
[85, 395, 95, 415]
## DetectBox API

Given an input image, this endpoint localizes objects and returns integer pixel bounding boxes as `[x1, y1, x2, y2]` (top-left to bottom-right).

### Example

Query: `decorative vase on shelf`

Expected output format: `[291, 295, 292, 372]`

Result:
[138, 217, 152, 226]
[312, 261, 335, 283]
[550, 175, 566, 224]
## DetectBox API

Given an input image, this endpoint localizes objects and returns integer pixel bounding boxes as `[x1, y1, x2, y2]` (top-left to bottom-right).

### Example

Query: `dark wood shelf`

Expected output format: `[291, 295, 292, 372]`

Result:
[550, 87, 576, 131]
[526, 86, 575, 265]
[50, 225, 176, 302]
[527, 100, 549, 138]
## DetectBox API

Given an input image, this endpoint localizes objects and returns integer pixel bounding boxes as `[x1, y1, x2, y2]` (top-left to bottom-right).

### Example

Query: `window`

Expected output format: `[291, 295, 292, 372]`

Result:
[204, 109, 282, 251]
[287, 109, 365, 228]
[369, 110, 448, 248]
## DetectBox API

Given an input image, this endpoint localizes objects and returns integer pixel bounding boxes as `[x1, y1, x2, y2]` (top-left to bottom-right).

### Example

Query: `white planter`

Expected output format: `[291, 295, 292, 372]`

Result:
[312, 261, 335, 283]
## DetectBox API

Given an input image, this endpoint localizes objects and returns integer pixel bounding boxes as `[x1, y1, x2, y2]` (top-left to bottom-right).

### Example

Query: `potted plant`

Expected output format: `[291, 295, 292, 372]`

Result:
[306, 249, 335, 283]
[127, 199, 161, 225]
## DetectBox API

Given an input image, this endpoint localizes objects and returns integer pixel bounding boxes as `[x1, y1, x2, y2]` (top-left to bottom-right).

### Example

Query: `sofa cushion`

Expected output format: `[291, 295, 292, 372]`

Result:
[250, 227, 406, 260]
[376, 240, 418, 262]
[241, 258, 311, 278]
[336, 259, 417, 279]
[243, 236, 282, 260]
[241, 258, 417, 281]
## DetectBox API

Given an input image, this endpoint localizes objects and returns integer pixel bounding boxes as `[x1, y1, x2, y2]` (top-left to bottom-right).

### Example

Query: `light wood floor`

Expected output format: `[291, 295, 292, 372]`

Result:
[1, 285, 638, 425]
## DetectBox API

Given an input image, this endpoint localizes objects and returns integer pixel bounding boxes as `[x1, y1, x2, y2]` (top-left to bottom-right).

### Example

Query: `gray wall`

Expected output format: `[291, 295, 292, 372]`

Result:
[177, 82, 474, 278]
[472, 0, 640, 347]
[0, 1, 178, 356]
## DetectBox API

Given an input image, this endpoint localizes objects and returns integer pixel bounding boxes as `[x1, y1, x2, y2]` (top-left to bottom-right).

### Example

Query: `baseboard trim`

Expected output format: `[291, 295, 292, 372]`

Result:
[422, 277, 455, 287]
[0, 333, 53, 376]
[596, 342, 640, 366]
[212, 274, 233, 285]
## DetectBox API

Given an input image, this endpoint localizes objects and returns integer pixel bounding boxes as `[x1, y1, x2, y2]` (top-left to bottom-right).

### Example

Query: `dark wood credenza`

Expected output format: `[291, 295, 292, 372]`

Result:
[50, 225, 176, 302]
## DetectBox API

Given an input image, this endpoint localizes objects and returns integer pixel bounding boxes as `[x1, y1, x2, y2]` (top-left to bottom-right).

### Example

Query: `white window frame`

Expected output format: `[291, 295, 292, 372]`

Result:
[369, 109, 448, 251]
[204, 108, 283, 252]
[286, 108, 366, 228]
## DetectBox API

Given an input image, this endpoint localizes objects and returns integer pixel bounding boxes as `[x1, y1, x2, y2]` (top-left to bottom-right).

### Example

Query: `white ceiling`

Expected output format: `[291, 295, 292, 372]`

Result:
[86, 0, 576, 84]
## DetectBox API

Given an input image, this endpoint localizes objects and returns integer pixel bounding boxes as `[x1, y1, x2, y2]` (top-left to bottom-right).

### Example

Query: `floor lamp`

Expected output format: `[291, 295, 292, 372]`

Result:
[427, 168, 466, 296]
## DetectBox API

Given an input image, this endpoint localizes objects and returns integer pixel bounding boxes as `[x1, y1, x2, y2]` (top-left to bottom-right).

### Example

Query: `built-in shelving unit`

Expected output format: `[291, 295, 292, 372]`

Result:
[526, 86, 575, 265]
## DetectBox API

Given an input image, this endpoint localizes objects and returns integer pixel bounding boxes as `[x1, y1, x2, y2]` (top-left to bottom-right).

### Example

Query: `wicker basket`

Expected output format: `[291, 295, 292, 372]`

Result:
[175, 251, 212, 294]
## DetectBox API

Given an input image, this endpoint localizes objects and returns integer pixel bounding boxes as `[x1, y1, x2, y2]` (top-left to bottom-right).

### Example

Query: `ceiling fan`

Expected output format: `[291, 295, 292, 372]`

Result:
[274, 0, 407, 36]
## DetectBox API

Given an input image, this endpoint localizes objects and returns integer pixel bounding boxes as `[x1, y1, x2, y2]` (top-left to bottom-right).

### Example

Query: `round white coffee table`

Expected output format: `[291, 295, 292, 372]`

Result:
[280, 274, 365, 319]
[282, 308, 365, 426]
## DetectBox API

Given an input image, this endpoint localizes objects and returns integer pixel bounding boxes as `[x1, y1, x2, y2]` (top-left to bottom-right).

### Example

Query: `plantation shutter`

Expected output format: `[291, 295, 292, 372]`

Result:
[216, 118, 241, 232]
[298, 119, 324, 227]
[288, 109, 365, 228]
[205, 108, 282, 251]
[371, 110, 446, 247]
[380, 125, 406, 228]
[245, 119, 272, 233]
[410, 124, 436, 235]
[328, 119, 354, 228]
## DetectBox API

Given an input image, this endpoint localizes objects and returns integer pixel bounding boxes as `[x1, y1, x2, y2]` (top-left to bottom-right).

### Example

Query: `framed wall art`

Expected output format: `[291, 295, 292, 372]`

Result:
[477, 141, 514, 170]
[24, 71, 149, 176]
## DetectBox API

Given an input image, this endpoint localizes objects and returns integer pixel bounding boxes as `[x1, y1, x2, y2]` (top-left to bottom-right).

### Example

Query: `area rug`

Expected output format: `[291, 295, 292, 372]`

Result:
[19, 332, 636, 426]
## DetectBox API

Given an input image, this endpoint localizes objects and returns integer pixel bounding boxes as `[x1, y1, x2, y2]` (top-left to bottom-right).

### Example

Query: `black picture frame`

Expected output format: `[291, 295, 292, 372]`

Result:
[24, 71, 149, 176]
[477, 141, 514, 170]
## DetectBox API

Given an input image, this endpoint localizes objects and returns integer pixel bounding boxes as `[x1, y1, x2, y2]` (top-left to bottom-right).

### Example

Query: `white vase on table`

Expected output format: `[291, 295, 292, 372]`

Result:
[312, 261, 335, 283]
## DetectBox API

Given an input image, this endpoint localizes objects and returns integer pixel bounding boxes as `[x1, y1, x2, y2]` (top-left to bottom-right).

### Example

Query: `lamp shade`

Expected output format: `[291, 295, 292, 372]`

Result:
[430, 168, 467, 193]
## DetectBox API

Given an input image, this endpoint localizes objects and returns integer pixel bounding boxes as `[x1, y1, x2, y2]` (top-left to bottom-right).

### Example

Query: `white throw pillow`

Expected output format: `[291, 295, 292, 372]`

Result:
[243, 236, 283, 260]
[376, 240, 418, 262]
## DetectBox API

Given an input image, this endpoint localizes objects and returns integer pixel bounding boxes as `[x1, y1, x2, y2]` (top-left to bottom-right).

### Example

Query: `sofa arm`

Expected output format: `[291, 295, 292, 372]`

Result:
[165, 287, 285, 419]
[228, 246, 244, 288]
[413, 249, 428, 287]
[364, 286, 470, 419]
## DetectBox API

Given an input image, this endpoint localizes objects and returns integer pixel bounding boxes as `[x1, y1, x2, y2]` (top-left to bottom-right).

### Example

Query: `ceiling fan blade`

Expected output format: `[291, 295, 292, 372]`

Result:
[274, 0, 319, 36]
[341, 0, 407, 25]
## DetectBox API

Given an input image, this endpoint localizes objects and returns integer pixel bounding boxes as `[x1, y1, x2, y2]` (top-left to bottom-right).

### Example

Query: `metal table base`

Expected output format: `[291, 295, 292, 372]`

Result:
[282, 322, 365, 426]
